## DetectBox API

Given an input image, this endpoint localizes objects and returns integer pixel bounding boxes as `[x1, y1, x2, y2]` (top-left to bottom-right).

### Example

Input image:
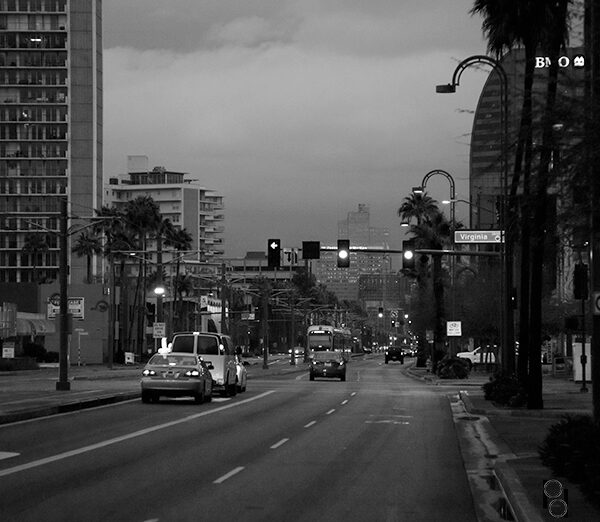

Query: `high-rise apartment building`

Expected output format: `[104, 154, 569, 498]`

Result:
[104, 156, 225, 268]
[0, 0, 102, 284]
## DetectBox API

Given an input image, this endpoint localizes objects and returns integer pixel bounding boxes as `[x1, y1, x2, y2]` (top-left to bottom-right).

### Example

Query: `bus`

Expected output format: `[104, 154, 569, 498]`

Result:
[307, 325, 352, 359]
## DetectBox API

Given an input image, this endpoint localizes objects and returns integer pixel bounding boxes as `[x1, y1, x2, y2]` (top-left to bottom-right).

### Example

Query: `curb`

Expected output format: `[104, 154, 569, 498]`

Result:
[0, 391, 140, 425]
[495, 462, 544, 522]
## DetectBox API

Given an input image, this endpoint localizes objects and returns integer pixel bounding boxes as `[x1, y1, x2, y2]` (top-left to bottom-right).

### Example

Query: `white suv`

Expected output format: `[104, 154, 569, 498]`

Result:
[167, 332, 238, 396]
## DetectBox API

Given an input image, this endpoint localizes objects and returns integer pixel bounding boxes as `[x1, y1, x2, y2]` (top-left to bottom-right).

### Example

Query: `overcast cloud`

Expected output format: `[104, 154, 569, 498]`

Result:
[102, 0, 488, 256]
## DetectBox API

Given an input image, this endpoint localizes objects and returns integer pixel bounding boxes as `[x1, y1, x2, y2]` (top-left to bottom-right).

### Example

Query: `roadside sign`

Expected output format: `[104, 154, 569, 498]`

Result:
[153, 322, 166, 339]
[2, 341, 15, 359]
[281, 248, 299, 266]
[47, 297, 85, 319]
[454, 230, 504, 244]
[447, 321, 462, 337]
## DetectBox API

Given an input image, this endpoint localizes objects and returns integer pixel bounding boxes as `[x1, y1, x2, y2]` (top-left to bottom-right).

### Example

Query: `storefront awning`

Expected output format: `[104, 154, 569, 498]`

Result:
[16, 318, 56, 336]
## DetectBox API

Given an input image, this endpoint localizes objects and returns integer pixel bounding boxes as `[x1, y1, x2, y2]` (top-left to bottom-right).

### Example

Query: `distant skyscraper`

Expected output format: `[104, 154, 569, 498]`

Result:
[315, 204, 390, 302]
[0, 0, 102, 284]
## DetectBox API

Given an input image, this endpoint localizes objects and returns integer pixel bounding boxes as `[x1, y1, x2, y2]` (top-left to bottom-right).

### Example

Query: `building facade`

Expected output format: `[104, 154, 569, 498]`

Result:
[104, 156, 225, 268]
[0, 0, 102, 284]
[313, 204, 392, 302]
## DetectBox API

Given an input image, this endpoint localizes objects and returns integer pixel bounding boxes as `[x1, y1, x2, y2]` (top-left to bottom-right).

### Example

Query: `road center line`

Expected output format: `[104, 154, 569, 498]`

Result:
[304, 421, 316, 428]
[213, 466, 244, 484]
[350, 392, 357, 397]
[0, 391, 276, 478]
[326, 409, 335, 415]
[270, 438, 289, 449]
[341, 399, 348, 405]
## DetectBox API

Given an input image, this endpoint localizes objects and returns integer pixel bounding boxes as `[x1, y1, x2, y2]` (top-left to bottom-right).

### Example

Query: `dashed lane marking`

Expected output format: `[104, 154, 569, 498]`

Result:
[0, 391, 276, 478]
[270, 438, 289, 449]
[214, 466, 244, 484]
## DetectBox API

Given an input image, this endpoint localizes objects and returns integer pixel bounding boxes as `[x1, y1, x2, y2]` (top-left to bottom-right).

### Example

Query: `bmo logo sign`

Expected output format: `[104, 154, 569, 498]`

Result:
[535, 54, 585, 69]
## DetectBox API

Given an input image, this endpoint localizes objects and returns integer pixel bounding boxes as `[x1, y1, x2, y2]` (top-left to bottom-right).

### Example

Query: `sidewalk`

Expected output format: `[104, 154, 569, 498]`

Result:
[0, 356, 309, 425]
[406, 363, 600, 521]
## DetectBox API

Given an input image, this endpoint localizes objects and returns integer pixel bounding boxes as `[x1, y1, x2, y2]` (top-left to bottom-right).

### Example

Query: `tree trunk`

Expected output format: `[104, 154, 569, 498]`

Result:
[527, 1, 567, 409]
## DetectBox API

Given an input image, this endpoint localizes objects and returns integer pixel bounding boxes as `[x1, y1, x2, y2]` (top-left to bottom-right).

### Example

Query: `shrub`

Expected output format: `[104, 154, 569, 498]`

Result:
[0, 357, 39, 371]
[482, 372, 526, 406]
[23, 342, 47, 362]
[43, 351, 59, 363]
[436, 356, 470, 379]
[539, 415, 600, 507]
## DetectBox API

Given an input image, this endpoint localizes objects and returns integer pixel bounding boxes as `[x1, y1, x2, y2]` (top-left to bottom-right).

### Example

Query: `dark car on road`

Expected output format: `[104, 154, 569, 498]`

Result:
[309, 351, 346, 381]
[141, 352, 213, 403]
[385, 345, 405, 364]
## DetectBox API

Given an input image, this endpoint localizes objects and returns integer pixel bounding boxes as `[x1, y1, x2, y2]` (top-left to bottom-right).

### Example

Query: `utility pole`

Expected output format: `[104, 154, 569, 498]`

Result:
[220, 262, 228, 334]
[56, 197, 70, 391]
[587, 0, 600, 423]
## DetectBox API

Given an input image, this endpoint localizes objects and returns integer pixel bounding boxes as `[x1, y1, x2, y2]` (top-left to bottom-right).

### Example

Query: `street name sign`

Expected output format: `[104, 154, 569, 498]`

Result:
[454, 230, 504, 244]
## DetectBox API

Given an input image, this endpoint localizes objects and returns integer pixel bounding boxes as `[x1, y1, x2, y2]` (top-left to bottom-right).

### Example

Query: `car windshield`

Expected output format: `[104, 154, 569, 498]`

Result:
[313, 351, 341, 361]
[148, 354, 196, 366]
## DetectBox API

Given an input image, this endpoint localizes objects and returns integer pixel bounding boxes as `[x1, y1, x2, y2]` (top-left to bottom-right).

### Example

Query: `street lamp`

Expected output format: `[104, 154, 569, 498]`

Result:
[436, 54, 512, 373]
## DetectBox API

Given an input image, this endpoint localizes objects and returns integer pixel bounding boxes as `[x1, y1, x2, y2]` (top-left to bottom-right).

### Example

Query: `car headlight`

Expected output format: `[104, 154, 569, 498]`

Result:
[142, 369, 156, 376]
[185, 369, 200, 377]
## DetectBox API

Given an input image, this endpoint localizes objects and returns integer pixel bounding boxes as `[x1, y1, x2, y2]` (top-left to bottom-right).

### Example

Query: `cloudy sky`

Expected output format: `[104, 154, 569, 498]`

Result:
[102, 0, 489, 257]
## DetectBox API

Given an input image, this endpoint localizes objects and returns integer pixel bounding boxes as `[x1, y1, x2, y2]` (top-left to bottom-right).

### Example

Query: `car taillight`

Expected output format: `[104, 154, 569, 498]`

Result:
[142, 369, 156, 376]
[185, 369, 200, 377]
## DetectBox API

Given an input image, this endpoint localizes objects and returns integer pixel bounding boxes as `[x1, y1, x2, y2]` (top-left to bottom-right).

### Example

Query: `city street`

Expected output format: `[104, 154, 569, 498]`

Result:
[0, 358, 476, 522]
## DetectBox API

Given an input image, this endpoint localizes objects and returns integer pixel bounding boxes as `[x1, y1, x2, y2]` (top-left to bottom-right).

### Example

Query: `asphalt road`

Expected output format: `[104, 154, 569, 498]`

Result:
[0, 358, 477, 522]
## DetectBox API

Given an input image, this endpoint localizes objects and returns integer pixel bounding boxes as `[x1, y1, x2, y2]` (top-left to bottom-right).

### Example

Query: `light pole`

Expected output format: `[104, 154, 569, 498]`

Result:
[436, 55, 512, 374]
[413, 169, 457, 354]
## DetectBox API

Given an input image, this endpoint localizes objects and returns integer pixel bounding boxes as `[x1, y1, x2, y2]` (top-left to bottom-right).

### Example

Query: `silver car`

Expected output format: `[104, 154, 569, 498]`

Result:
[141, 352, 213, 404]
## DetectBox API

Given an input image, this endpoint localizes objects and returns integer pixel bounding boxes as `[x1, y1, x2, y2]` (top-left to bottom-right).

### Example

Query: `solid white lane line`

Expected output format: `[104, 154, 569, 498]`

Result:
[326, 409, 335, 415]
[341, 399, 348, 405]
[0, 391, 276, 478]
[270, 438, 289, 449]
[0, 452, 19, 461]
[214, 466, 245, 484]
[304, 421, 316, 428]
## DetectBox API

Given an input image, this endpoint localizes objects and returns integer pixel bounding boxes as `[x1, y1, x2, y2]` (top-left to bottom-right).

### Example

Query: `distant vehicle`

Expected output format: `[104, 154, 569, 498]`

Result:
[385, 345, 405, 364]
[456, 347, 497, 368]
[307, 325, 352, 359]
[141, 352, 213, 404]
[166, 332, 238, 396]
[309, 351, 347, 381]
[288, 346, 304, 357]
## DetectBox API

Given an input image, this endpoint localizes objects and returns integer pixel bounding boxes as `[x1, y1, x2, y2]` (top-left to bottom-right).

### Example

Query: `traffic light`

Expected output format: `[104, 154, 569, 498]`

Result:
[302, 241, 321, 259]
[378, 307, 384, 318]
[267, 239, 281, 268]
[337, 239, 350, 268]
[402, 240, 415, 270]
[574, 263, 589, 300]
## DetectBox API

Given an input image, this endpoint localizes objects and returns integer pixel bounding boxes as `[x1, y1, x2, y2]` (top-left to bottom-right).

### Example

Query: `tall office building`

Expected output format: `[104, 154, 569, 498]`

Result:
[0, 0, 102, 284]
[314, 204, 391, 302]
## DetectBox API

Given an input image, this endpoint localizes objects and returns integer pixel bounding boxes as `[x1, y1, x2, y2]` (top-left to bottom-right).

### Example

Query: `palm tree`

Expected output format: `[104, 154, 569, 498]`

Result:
[22, 232, 49, 283]
[397, 192, 438, 226]
[470, 1, 572, 396]
[164, 225, 193, 330]
[407, 211, 455, 372]
[72, 230, 103, 283]
[526, 0, 572, 409]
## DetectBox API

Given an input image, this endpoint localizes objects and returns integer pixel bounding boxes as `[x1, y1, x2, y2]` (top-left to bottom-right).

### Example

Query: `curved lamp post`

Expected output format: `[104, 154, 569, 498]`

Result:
[436, 54, 512, 373]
